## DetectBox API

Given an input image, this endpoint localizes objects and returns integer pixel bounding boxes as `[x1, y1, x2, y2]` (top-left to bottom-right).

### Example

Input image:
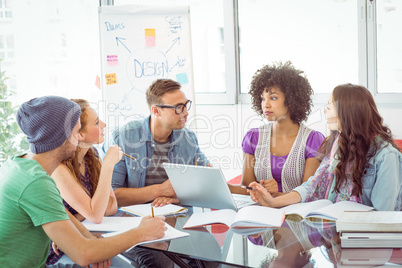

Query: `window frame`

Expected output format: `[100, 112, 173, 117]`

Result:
[366, 0, 402, 106]
[235, 0, 402, 106]
[193, 0, 238, 105]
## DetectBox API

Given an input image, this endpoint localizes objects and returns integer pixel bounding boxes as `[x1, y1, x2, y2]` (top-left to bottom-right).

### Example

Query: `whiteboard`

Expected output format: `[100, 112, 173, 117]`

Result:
[98, 6, 194, 129]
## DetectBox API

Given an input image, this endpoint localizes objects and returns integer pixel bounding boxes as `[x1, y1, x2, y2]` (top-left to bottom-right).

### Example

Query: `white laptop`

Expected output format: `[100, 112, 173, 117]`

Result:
[163, 163, 255, 211]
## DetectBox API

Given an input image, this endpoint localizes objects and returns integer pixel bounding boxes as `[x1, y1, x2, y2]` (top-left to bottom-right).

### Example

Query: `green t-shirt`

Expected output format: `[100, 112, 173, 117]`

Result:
[0, 157, 69, 268]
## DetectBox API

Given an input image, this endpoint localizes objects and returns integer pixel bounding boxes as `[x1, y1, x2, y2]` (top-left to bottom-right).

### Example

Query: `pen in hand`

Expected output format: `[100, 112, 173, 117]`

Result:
[151, 205, 154, 218]
[241, 185, 270, 193]
[123, 153, 136, 160]
[195, 157, 200, 166]
[241, 185, 256, 190]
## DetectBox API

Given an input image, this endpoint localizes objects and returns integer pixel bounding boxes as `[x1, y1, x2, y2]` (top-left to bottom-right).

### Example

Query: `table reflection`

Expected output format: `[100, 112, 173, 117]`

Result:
[117, 208, 402, 268]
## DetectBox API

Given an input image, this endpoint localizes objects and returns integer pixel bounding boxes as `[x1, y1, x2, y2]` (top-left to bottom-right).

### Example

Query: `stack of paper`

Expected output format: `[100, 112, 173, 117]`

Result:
[121, 203, 188, 217]
[336, 211, 402, 248]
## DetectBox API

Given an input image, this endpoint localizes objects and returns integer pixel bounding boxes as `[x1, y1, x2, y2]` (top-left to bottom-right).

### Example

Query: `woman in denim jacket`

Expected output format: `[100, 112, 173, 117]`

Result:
[249, 83, 402, 211]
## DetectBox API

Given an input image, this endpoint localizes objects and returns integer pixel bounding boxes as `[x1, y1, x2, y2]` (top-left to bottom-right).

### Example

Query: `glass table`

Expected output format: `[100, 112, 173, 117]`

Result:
[116, 207, 402, 268]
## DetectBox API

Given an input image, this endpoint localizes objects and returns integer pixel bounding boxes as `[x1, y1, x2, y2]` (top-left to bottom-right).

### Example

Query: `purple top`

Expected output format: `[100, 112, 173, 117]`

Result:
[242, 128, 325, 192]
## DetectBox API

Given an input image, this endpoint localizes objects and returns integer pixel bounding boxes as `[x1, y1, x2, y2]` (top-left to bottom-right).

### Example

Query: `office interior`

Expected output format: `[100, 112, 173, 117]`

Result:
[1, 0, 401, 180]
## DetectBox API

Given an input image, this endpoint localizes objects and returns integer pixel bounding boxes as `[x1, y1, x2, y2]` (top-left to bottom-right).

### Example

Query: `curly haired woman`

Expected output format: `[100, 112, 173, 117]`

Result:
[249, 84, 402, 211]
[230, 61, 325, 196]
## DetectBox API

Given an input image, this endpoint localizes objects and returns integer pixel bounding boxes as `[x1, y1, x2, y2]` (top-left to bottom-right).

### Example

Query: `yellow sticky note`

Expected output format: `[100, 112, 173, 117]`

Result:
[145, 28, 156, 37]
[105, 73, 117, 85]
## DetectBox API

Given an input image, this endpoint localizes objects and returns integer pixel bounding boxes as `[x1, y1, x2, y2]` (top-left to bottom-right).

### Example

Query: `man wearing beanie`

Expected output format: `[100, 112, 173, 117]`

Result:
[0, 96, 166, 267]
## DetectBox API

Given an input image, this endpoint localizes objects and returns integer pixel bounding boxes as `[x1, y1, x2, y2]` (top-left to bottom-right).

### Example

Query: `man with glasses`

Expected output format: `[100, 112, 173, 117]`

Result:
[104, 79, 209, 207]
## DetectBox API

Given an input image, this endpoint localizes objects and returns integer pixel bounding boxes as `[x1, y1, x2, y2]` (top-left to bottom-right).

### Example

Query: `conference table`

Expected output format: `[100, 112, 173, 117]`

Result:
[115, 206, 402, 268]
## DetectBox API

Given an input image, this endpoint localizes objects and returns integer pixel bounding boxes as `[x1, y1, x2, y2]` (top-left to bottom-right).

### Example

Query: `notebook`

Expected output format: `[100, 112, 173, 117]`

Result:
[163, 163, 255, 211]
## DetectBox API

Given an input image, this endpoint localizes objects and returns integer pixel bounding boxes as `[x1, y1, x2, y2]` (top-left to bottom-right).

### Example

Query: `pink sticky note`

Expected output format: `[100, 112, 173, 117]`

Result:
[95, 75, 101, 90]
[145, 36, 156, 47]
[107, 55, 118, 66]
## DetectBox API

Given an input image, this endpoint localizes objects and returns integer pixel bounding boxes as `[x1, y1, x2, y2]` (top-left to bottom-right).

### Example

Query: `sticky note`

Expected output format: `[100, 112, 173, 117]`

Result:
[176, 73, 188, 84]
[105, 73, 117, 85]
[145, 36, 156, 47]
[95, 75, 101, 89]
[145, 28, 156, 37]
[107, 55, 118, 66]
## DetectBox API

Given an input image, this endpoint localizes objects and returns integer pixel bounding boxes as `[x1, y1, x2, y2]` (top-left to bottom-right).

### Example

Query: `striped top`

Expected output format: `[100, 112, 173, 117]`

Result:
[145, 140, 170, 186]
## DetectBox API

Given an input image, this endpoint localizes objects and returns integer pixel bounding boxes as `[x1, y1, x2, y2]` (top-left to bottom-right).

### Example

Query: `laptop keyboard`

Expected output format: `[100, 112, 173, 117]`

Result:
[234, 199, 250, 207]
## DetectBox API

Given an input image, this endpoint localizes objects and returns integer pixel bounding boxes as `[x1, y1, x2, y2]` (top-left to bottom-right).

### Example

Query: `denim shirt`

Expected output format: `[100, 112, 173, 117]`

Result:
[294, 141, 402, 211]
[103, 116, 210, 190]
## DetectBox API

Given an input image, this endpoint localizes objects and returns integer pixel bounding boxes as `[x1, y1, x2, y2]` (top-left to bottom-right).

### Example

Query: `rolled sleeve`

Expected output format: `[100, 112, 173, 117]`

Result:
[292, 182, 310, 202]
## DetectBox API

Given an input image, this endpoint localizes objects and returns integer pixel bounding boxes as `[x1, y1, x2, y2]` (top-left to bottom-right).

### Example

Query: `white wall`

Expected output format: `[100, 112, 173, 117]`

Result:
[191, 102, 402, 180]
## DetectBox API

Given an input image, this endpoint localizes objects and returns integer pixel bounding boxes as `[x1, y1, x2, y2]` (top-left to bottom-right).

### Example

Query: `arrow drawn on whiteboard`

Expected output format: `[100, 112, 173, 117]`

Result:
[165, 37, 180, 54]
[122, 87, 134, 103]
[116, 37, 131, 53]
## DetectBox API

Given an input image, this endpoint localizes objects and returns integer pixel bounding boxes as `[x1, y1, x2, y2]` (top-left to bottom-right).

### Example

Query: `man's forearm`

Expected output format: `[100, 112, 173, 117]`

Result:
[65, 209, 94, 239]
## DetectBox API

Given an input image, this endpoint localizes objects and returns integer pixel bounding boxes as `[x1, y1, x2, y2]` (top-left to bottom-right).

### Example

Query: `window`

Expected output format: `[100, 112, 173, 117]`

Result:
[0, 0, 12, 20]
[1, 0, 400, 107]
[0, 35, 14, 61]
[375, 0, 402, 94]
[1, 0, 101, 104]
[238, 0, 359, 96]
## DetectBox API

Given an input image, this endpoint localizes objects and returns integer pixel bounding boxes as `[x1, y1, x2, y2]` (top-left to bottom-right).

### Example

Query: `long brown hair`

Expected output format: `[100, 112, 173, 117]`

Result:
[319, 84, 399, 196]
[63, 99, 101, 195]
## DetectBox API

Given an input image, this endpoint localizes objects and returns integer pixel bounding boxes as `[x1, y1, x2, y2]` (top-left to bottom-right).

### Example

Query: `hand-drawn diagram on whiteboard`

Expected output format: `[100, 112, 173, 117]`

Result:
[99, 6, 194, 127]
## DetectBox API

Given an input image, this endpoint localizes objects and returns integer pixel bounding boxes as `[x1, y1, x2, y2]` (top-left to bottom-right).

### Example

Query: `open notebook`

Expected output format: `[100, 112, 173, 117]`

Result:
[120, 203, 188, 217]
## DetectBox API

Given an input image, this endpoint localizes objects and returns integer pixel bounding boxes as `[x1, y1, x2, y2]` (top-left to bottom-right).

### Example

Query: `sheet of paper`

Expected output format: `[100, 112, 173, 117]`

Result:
[102, 223, 189, 251]
[183, 209, 236, 228]
[82, 217, 142, 232]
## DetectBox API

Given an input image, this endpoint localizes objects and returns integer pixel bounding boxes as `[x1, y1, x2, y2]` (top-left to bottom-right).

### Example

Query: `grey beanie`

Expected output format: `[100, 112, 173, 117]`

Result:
[16, 96, 81, 154]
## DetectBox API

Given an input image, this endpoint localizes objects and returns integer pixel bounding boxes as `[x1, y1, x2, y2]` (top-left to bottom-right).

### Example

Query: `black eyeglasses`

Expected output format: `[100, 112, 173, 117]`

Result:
[156, 100, 192, 115]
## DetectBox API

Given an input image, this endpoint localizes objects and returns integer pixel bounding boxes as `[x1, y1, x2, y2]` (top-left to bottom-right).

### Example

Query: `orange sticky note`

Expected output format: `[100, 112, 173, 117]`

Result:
[105, 73, 117, 85]
[145, 28, 156, 37]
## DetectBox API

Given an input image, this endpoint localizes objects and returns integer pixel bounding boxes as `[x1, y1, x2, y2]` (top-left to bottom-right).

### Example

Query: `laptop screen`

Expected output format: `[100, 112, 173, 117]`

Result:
[163, 163, 251, 211]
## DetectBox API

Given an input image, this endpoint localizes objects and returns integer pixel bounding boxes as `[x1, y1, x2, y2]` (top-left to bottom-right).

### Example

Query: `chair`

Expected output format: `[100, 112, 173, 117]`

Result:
[227, 174, 241, 185]
[395, 139, 402, 152]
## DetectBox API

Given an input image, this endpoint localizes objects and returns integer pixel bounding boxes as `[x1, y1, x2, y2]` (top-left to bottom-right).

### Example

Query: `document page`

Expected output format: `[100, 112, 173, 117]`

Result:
[102, 223, 189, 251]
[183, 209, 237, 228]
[231, 206, 285, 228]
[121, 203, 188, 217]
[308, 201, 373, 220]
[281, 199, 333, 218]
[82, 217, 142, 232]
